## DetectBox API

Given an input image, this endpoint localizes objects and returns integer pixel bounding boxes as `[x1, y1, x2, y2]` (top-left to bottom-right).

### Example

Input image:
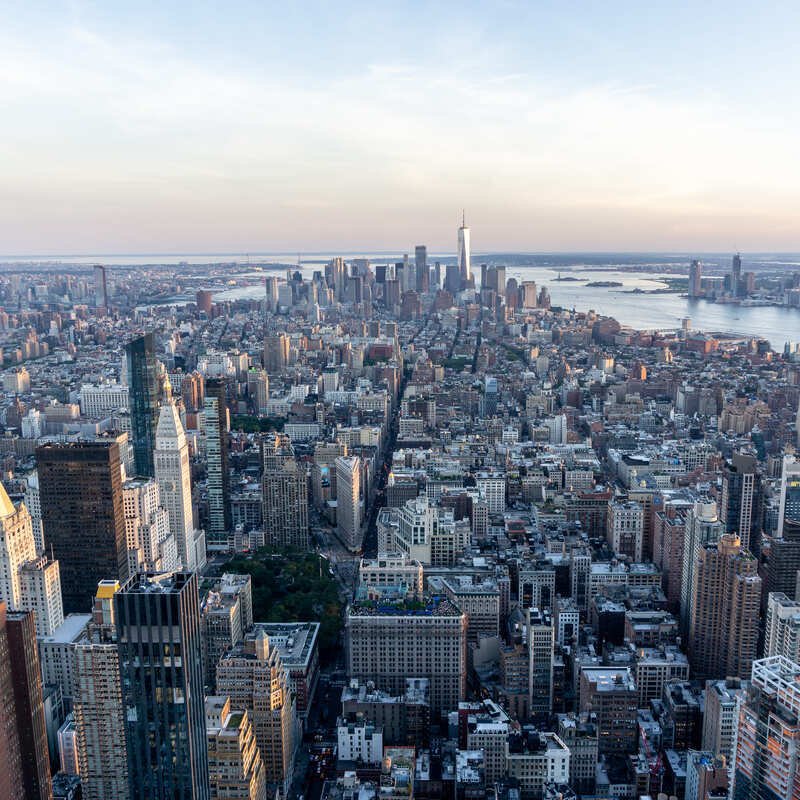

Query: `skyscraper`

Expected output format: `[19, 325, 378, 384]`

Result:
[216, 627, 296, 793]
[335, 456, 362, 552]
[778, 453, 800, 538]
[204, 379, 232, 545]
[0, 602, 24, 799]
[122, 477, 178, 574]
[732, 656, 800, 800]
[0, 481, 37, 609]
[765, 592, 800, 662]
[93, 264, 108, 308]
[73, 580, 129, 800]
[126, 333, 159, 477]
[1, 604, 52, 800]
[154, 397, 206, 571]
[414, 245, 428, 293]
[261, 435, 309, 549]
[263, 334, 289, 374]
[680, 499, 722, 636]
[37, 439, 129, 613]
[457, 211, 471, 286]
[116, 572, 209, 800]
[205, 696, 267, 800]
[720, 452, 762, 553]
[688, 259, 702, 297]
[688, 533, 761, 680]
[731, 252, 742, 296]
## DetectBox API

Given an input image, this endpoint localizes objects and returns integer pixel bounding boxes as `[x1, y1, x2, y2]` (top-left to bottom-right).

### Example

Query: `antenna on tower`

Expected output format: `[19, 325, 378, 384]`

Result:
[462, 209, 465, 228]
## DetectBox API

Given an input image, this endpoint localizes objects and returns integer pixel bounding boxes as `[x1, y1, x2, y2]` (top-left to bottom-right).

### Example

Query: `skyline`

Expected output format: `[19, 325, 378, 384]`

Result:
[3, 2, 800, 252]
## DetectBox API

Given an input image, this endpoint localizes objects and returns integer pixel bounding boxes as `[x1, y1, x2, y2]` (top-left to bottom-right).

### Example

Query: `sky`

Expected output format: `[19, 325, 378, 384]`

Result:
[2, 1, 800, 254]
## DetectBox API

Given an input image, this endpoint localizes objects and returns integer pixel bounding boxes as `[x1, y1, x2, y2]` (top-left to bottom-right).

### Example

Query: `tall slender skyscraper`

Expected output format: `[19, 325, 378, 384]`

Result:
[126, 333, 159, 477]
[778, 453, 800, 538]
[154, 397, 206, 571]
[688, 259, 703, 297]
[37, 439, 129, 613]
[116, 572, 209, 800]
[720, 452, 762, 553]
[680, 499, 722, 636]
[731, 252, 742, 296]
[457, 211, 471, 286]
[93, 264, 108, 308]
[415, 245, 429, 293]
[204, 379, 232, 545]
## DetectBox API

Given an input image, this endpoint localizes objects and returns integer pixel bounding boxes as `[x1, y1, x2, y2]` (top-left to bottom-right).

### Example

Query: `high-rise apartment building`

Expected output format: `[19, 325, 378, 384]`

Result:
[205, 696, 267, 800]
[457, 212, 471, 285]
[765, 592, 800, 662]
[37, 439, 129, 613]
[18, 555, 63, 637]
[122, 477, 178, 575]
[335, 455, 362, 552]
[154, 396, 206, 571]
[702, 677, 748, 765]
[680, 499, 722, 636]
[204, 379, 232, 545]
[688, 534, 761, 680]
[125, 333, 159, 477]
[261, 435, 309, 549]
[720, 452, 762, 553]
[216, 627, 297, 794]
[247, 368, 270, 415]
[346, 596, 467, 717]
[73, 580, 129, 800]
[263, 334, 289, 374]
[116, 572, 209, 800]
[1, 604, 52, 800]
[732, 656, 800, 800]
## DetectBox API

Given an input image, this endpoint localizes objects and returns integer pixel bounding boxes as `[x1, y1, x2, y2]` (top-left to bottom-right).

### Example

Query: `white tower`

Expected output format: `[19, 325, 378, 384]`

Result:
[457, 211, 471, 285]
[154, 400, 206, 571]
[0, 481, 63, 636]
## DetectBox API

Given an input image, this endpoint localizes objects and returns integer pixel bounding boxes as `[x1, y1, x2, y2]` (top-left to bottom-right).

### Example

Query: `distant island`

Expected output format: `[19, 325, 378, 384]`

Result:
[586, 280, 623, 287]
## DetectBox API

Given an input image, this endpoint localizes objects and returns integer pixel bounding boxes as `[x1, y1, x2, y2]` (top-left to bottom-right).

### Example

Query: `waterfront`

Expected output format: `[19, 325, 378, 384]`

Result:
[3, 252, 798, 348]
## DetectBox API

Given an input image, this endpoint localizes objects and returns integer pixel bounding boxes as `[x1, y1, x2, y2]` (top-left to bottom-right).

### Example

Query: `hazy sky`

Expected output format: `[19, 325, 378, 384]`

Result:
[2, 1, 800, 253]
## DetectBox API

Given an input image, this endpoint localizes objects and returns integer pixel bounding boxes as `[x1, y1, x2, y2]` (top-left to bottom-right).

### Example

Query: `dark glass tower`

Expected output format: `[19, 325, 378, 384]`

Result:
[204, 378, 232, 542]
[126, 332, 159, 477]
[116, 572, 209, 800]
[36, 439, 129, 613]
[720, 452, 762, 554]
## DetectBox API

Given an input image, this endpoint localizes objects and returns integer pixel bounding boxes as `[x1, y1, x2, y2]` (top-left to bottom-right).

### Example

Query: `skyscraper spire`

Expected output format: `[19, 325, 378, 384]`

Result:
[457, 211, 471, 286]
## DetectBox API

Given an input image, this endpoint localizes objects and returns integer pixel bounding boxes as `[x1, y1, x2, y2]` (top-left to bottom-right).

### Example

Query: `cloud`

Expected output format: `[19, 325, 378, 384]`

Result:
[0, 19, 798, 251]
